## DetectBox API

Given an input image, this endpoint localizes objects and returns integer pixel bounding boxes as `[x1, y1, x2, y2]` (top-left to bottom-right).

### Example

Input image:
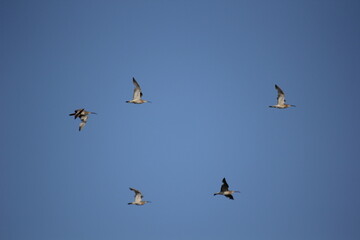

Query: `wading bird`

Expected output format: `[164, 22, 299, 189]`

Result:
[128, 187, 151, 205]
[269, 84, 295, 109]
[126, 78, 151, 104]
[69, 109, 96, 131]
[214, 178, 240, 200]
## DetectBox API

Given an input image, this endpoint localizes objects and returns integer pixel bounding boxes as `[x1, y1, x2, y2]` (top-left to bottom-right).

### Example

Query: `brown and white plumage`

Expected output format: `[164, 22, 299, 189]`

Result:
[213, 178, 240, 200]
[126, 78, 150, 104]
[79, 115, 88, 131]
[128, 187, 151, 205]
[69, 109, 85, 119]
[69, 109, 96, 131]
[269, 84, 295, 109]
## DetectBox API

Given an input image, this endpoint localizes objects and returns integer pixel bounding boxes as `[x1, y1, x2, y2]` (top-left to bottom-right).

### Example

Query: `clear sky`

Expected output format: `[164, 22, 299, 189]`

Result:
[1, 0, 360, 239]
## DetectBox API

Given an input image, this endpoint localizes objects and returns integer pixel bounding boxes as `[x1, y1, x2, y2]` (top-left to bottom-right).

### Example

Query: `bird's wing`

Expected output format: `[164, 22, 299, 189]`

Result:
[220, 178, 229, 192]
[135, 192, 143, 203]
[69, 109, 84, 118]
[79, 121, 86, 131]
[132, 78, 143, 100]
[75, 109, 85, 118]
[275, 85, 286, 105]
[130, 188, 143, 202]
[225, 194, 234, 200]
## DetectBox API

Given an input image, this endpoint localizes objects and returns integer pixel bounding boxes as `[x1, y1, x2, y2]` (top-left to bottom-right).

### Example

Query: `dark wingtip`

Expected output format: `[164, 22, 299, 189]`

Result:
[228, 195, 234, 200]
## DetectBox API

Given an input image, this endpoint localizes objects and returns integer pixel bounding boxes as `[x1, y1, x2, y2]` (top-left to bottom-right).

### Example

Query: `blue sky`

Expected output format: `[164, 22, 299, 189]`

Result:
[1, 0, 360, 239]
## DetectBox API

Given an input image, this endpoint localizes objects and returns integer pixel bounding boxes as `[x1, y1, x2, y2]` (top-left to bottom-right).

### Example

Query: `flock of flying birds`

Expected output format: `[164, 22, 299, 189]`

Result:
[69, 77, 296, 205]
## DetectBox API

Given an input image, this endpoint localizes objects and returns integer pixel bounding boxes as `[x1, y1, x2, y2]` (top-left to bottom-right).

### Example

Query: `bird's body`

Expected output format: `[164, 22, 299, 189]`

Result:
[269, 84, 295, 109]
[214, 178, 240, 200]
[69, 109, 96, 131]
[128, 187, 151, 206]
[126, 78, 150, 104]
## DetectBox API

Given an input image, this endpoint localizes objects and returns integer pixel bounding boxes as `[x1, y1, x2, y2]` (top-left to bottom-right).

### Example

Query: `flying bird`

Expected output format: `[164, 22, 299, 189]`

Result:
[128, 187, 151, 205]
[69, 109, 96, 131]
[214, 178, 240, 200]
[126, 78, 151, 104]
[269, 84, 295, 109]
